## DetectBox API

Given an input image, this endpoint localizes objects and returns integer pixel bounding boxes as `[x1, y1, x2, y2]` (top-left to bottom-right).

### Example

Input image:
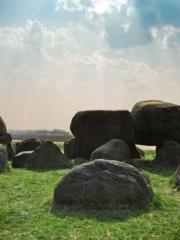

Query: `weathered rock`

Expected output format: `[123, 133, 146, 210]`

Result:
[131, 100, 180, 146]
[64, 138, 95, 159]
[27, 141, 70, 169]
[70, 110, 135, 149]
[0, 116, 7, 136]
[12, 151, 33, 168]
[53, 159, 154, 209]
[155, 140, 180, 166]
[16, 138, 42, 154]
[7, 143, 15, 160]
[0, 146, 8, 172]
[0, 133, 12, 144]
[90, 139, 130, 162]
[175, 165, 180, 190]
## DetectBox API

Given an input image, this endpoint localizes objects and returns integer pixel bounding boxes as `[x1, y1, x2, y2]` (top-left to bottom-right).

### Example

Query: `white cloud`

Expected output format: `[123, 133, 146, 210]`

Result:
[0, 19, 180, 130]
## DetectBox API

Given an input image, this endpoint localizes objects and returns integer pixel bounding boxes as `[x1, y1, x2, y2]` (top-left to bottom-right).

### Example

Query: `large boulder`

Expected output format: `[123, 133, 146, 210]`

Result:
[12, 151, 33, 168]
[0, 146, 8, 172]
[16, 138, 42, 154]
[70, 110, 135, 149]
[0, 116, 7, 136]
[131, 100, 180, 146]
[64, 138, 95, 159]
[53, 159, 154, 209]
[90, 139, 130, 162]
[155, 140, 180, 166]
[27, 141, 70, 169]
[175, 165, 180, 190]
[0, 133, 12, 144]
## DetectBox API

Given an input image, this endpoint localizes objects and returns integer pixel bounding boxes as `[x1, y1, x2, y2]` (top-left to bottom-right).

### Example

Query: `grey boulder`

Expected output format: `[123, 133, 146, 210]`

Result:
[90, 139, 130, 162]
[27, 141, 70, 169]
[53, 159, 153, 209]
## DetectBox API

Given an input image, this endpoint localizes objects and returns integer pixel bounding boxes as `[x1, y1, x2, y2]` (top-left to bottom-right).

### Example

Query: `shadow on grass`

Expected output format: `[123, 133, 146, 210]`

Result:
[131, 159, 176, 177]
[51, 195, 163, 223]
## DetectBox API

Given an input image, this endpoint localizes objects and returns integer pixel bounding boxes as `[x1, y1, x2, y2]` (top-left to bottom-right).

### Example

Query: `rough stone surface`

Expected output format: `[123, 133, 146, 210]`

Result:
[27, 141, 70, 169]
[175, 165, 180, 190]
[12, 151, 33, 168]
[90, 139, 130, 162]
[131, 100, 180, 146]
[64, 138, 94, 159]
[16, 138, 42, 154]
[0, 146, 8, 172]
[0, 133, 12, 144]
[7, 143, 15, 160]
[0, 116, 7, 136]
[54, 159, 154, 209]
[155, 140, 180, 166]
[70, 110, 135, 149]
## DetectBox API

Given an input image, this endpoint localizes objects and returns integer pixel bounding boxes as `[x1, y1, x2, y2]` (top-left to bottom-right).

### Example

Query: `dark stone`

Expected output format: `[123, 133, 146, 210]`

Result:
[12, 151, 33, 168]
[90, 139, 130, 162]
[70, 110, 135, 149]
[53, 159, 154, 209]
[0, 133, 12, 145]
[27, 141, 70, 169]
[131, 100, 180, 146]
[16, 138, 42, 154]
[129, 144, 140, 159]
[64, 138, 94, 159]
[175, 165, 180, 190]
[7, 143, 15, 160]
[0, 146, 8, 172]
[155, 140, 180, 166]
[0, 116, 7, 136]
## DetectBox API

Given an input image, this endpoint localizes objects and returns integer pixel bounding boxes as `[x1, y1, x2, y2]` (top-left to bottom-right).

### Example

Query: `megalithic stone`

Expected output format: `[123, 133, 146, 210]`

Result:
[7, 143, 15, 160]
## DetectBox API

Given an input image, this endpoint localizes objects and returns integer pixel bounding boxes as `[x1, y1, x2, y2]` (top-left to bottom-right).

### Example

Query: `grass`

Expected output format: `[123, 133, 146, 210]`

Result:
[0, 144, 180, 240]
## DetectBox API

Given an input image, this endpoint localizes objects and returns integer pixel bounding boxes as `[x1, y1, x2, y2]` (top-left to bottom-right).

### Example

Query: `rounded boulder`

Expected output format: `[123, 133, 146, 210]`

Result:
[27, 141, 70, 169]
[53, 159, 154, 209]
[90, 139, 130, 162]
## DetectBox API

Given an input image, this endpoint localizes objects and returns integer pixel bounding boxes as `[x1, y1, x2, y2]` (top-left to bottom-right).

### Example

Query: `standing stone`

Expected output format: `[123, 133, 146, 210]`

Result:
[53, 159, 154, 209]
[155, 140, 180, 166]
[64, 138, 94, 159]
[131, 100, 180, 146]
[0, 116, 7, 136]
[90, 139, 130, 162]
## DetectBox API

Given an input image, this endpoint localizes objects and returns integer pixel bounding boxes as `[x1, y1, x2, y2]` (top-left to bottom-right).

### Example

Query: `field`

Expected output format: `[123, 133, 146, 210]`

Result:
[0, 143, 180, 240]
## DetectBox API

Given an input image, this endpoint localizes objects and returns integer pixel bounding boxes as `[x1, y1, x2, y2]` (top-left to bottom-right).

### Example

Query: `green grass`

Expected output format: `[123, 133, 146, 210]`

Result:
[0, 145, 180, 240]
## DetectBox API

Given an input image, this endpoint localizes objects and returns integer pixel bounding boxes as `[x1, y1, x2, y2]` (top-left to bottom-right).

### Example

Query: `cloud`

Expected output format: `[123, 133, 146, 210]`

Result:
[54, 0, 180, 49]
[0, 19, 180, 130]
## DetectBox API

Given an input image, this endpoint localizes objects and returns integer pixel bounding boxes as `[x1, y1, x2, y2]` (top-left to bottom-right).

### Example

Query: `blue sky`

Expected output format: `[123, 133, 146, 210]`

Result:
[0, 0, 180, 130]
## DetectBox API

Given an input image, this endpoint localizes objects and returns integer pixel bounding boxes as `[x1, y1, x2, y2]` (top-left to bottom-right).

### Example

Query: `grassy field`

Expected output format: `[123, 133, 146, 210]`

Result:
[0, 143, 180, 240]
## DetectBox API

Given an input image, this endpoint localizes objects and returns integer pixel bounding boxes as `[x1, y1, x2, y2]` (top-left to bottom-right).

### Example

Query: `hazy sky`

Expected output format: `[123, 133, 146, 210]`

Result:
[0, 0, 180, 130]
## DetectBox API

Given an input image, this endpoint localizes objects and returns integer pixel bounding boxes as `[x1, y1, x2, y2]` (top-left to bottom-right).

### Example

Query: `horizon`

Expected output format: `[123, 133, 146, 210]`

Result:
[1, 0, 180, 131]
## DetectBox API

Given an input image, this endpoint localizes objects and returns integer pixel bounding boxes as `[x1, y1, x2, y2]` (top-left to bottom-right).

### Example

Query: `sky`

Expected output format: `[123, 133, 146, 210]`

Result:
[0, 0, 180, 131]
